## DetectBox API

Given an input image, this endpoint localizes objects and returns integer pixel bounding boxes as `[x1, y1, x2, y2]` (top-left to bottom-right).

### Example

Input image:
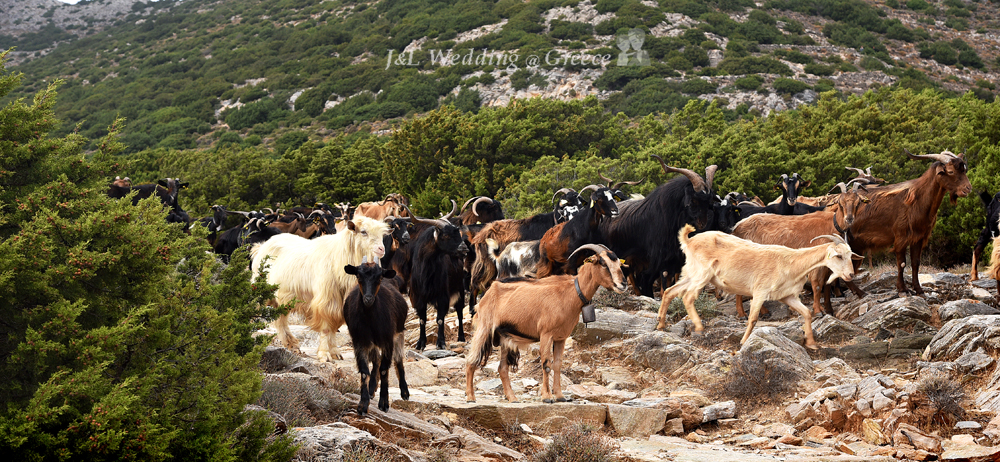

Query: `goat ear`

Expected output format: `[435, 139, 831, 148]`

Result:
[178, 181, 189, 189]
[382, 269, 396, 279]
[344, 265, 358, 275]
[157, 179, 168, 187]
[347, 220, 357, 232]
[851, 253, 863, 261]
[801, 180, 811, 189]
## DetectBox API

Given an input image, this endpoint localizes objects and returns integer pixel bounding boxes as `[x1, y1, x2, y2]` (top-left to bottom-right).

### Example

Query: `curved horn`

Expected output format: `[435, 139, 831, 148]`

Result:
[737, 200, 759, 207]
[470, 196, 493, 217]
[828, 182, 848, 195]
[461, 196, 484, 213]
[438, 200, 458, 221]
[599, 173, 614, 187]
[845, 166, 866, 177]
[650, 155, 706, 192]
[904, 147, 952, 164]
[380, 194, 395, 205]
[551, 188, 575, 206]
[402, 204, 444, 228]
[811, 233, 847, 245]
[580, 184, 601, 198]
[705, 165, 719, 191]
[384, 216, 396, 223]
[612, 177, 645, 190]
[567, 244, 612, 269]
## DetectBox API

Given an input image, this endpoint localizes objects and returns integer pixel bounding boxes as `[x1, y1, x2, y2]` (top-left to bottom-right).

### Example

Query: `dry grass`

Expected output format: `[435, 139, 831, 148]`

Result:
[718, 350, 798, 413]
[530, 424, 623, 462]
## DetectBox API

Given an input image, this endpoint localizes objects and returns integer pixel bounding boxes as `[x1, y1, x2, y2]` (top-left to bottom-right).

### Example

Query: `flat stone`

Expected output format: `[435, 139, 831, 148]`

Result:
[433, 356, 467, 374]
[814, 357, 863, 388]
[389, 358, 438, 387]
[955, 351, 995, 374]
[812, 315, 866, 343]
[752, 422, 796, 438]
[572, 308, 659, 344]
[893, 423, 942, 453]
[737, 326, 814, 379]
[872, 392, 894, 411]
[940, 444, 1000, 461]
[563, 384, 637, 404]
[939, 300, 1000, 323]
[804, 425, 834, 440]
[606, 403, 667, 438]
[422, 349, 457, 360]
[853, 297, 934, 334]
[701, 401, 736, 423]
[925, 315, 1000, 361]
[862, 418, 890, 445]
[777, 434, 804, 446]
[669, 389, 711, 407]
[951, 434, 977, 445]
[956, 421, 983, 431]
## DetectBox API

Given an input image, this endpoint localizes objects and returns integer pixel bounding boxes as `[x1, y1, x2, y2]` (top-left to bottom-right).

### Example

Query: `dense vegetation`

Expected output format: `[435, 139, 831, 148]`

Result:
[0, 52, 297, 461]
[2, 0, 996, 153]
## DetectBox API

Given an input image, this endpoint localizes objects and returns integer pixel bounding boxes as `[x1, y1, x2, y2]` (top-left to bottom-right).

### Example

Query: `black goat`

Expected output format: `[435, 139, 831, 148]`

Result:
[408, 209, 469, 351]
[214, 218, 282, 263]
[599, 156, 719, 297]
[459, 196, 505, 225]
[381, 216, 413, 268]
[739, 173, 825, 218]
[972, 190, 1000, 281]
[343, 258, 410, 416]
[196, 205, 229, 246]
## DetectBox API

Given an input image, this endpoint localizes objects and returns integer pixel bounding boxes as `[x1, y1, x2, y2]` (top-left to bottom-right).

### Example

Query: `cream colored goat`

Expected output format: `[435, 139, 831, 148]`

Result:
[465, 244, 628, 403]
[251, 216, 389, 362]
[656, 224, 858, 349]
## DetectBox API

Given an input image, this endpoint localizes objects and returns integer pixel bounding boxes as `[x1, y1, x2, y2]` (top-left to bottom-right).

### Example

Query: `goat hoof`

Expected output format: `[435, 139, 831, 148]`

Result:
[378, 401, 389, 413]
[543, 399, 555, 404]
[805, 343, 820, 350]
[556, 397, 572, 403]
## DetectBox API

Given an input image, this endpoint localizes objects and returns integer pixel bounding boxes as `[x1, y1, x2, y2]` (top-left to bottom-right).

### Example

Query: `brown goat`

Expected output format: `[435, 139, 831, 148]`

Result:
[733, 181, 869, 316]
[845, 149, 971, 297]
[355, 193, 410, 221]
[657, 225, 857, 349]
[988, 214, 1000, 297]
[465, 244, 628, 403]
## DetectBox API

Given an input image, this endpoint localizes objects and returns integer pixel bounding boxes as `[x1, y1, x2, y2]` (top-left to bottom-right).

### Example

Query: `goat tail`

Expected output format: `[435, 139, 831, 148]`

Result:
[678, 224, 696, 250]
[989, 236, 1000, 280]
[471, 242, 497, 293]
[466, 324, 495, 370]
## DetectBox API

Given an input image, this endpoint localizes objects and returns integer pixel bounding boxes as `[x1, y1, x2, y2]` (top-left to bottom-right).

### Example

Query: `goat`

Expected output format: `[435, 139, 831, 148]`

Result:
[988, 214, 1000, 297]
[468, 189, 584, 313]
[657, 225, 857, 349]
[459, 196, 505, 225]
[381, 216, 413, 268]
[845, 149, 971, 297]
[355, 193, 409, 221]
[465, 244, 628, 403]
[497, 240, 541, 279]
[971, 190, 1000, 281]
[343, 257, 409, 416]
[196, 205, 229, 246]
[214, 218, 282, 263]
[732, 181, 870, 317]
[599, 156, 719, 297]
[407, 203, 469, 350]
[536, 185, 619, 278]
[250, 216, 389, 362]
[743, 173, 825, 217]
[389, 202, 458, 294]
[107, 176, 132, 197]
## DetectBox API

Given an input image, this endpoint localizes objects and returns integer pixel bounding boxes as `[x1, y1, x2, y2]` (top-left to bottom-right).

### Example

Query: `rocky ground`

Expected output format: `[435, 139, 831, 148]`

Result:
[249, 263, 1000, 461]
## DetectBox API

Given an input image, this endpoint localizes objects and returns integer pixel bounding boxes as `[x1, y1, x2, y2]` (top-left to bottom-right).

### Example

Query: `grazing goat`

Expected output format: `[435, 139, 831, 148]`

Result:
[343, 257, 409, 415]
[971, 190, 1000, 281]
[732, 181, 870, 316]
[251, 216, 389, 362]
[845, 149, 971, 297]
[408, 206, 469, 350]
[657, 225, 857, 349]
[355, 193, 409, 220]
[599, 156, 719, 297]
[536, 185, 619, 278]
[497, 240, 541, 279]
[468, 189, 584, 312]
[459, 196, 505, 225]
[465, 244, 628, 403]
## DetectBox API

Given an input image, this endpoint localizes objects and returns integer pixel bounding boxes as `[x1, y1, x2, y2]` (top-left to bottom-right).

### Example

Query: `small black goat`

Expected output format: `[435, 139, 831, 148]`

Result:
[343, 258, 410, 416]
[407, 204, 469, 351]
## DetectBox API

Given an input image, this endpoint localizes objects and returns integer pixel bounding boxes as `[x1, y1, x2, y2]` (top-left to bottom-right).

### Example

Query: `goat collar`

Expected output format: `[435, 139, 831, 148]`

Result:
[574, 278, 589, 305]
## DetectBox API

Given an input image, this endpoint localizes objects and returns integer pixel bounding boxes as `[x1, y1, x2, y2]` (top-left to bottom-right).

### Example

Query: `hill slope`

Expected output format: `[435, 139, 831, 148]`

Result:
[3, 0, 999, 152]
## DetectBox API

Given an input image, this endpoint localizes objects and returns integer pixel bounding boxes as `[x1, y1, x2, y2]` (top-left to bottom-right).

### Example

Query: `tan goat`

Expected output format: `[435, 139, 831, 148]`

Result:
[989, 214, 1000, 298]
[656, 224, 858, 349]
[465, 244, 628, 403]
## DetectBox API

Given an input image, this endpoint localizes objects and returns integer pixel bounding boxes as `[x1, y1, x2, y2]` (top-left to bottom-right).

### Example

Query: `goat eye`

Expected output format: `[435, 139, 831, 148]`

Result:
[361, 230, 368, 235]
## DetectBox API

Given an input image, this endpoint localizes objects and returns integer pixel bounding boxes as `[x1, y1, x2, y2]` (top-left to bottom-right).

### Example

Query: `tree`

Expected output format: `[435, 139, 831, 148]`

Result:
[0, 51, 296, 462]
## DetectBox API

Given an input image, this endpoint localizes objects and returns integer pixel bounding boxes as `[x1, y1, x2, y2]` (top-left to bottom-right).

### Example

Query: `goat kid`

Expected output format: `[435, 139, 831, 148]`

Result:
[465, 244, 628, 403]
[657, 225, 857, 349]
[343, 258, 410, 416]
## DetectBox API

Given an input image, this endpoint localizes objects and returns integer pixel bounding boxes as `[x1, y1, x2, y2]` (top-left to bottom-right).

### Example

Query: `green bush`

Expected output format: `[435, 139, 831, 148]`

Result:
[594, 0, 628, 13]
[224, 98, 286, 131]
[775, 49, 814, 64]
[683, 45, 710, 67]
[735, 74, 764, 91]
[906, 0, 930, 10]
[804, 63, 835, 76]
[680, 78, 718, 95]
[719, 56, 793, 75]
[772, 77, 810, 94]
[550, 20, 593, 40]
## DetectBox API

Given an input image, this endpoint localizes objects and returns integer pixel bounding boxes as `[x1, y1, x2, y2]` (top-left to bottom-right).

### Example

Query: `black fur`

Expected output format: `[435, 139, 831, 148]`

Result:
[213, 218, 281, 263]
[343, 262, 410, 416]
[974, 190, 1000, 263]
[409, 222, 469, 350]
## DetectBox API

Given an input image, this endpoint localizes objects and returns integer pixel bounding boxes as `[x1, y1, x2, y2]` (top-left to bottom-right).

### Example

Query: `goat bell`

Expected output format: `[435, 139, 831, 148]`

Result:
[581, 304, 596, 324]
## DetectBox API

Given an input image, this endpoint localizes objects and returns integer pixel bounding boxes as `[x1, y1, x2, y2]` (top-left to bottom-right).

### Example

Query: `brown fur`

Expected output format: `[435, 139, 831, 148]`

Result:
[356, 194, 409, 221]
[535, 222, 571, 278]
[465, 248, 628, 403]
[844, 152, 971, 296]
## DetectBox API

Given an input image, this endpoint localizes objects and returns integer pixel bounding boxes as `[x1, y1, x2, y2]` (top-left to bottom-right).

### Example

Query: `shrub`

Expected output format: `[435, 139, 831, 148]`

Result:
[680, 78, 718, 95]
[531, 424, 618, 462]
[814, 78, 836, 93]
[775, 49, 814, 64]
[720, 56, 793, 75]
[735, 74, 764, 91]
[916, 375, 965, 427]
[683, 45, 710, 67]
[907, 0, 930, 10]
[860, 55, 888, 71]
[550, 20, 593, 41]
[804, 63, 835, 76]
[720, 350, 798, 406]
[595, 0, 627, 13]
[772, 77, 810, 94]
[944, 17, 968, 31]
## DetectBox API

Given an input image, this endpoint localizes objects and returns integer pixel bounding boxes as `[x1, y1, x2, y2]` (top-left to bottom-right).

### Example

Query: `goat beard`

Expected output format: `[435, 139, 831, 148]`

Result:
[950, 192, 959, 205]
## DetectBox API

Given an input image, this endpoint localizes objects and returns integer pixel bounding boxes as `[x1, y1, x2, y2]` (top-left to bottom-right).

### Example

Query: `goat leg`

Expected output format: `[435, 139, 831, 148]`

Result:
[368, 349, 380, 397]
[355, 347, 373, 416]
[498, 345, 517, 402]
[783, 295, 818, 349]
[552, 339, 570, 402]
[378, 351, 392, 412]
[414, 300, 429, 351]
[910, 245, 925, 295]
[539, 335, 555, 403]
[435, 295, 450, 350]
[272, 314, 302, 354]
[394, 333, 409, 401]
[740, 297, 767, 347]
[453, 291, 466, 343]
[971, 251, 981, 281]
[894, 251, 909, 298]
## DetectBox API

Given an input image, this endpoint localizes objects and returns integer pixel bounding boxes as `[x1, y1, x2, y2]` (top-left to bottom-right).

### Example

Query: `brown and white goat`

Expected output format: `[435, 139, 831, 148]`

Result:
[988, 214, 1000, 297]
[355, 193, 409, 221]
[657, 225, 858, 349]
[465, 244, 628, 403]
[732, 181, 869, 316]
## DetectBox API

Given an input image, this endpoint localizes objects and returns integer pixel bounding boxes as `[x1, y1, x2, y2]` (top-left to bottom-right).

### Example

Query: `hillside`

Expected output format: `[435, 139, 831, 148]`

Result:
[2, 0, 999, 153]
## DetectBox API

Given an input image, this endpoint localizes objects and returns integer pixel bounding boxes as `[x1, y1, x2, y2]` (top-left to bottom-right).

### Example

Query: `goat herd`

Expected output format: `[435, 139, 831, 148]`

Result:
[107, 148, 1000, 415]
